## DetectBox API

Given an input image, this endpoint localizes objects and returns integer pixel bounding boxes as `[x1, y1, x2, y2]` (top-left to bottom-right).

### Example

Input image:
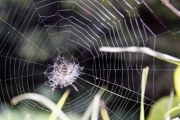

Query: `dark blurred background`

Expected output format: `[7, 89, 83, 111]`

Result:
[0, 0, 180, 119]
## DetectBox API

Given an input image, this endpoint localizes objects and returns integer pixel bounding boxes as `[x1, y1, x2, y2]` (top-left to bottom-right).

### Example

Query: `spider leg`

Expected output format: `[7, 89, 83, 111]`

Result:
[56, 48, 61, 54]
[71, 83, 78, 92]
[56, 72, 61, 76]
[49, 77, 62, 93]
[71, 55, 75, 64]
[67, 55, 76, 75]
[54, 63, 60, 73]
[49, 86, 56, 93]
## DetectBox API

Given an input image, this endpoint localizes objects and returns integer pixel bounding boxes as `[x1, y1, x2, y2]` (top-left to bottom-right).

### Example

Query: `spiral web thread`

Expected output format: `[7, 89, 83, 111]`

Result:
[0, 0, 179, 119]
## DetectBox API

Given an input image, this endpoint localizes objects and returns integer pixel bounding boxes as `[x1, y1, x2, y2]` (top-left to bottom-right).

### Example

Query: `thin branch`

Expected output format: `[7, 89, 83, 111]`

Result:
[161, 0, 180, 18]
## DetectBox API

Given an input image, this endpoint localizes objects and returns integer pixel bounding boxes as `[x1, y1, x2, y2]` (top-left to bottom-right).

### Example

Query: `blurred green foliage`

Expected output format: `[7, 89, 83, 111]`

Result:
[0, 0, 180, 120]
[147, 96, 180, 120]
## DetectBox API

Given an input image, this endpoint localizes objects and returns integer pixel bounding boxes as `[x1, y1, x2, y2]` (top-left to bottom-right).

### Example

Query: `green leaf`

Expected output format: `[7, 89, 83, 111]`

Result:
[147, 96, 180, 120]
[174, 66, 180, 98]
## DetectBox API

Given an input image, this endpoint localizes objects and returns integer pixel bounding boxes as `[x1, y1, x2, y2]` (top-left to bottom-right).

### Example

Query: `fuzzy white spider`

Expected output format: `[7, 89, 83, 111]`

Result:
[44, 54, 83, 93]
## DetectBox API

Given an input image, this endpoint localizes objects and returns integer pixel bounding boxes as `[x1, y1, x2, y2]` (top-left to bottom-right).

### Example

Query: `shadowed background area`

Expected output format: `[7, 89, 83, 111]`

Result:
[0, 0, 180, 119]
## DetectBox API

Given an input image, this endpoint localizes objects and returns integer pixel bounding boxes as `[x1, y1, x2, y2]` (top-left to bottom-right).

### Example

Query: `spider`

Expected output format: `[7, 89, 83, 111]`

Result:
[48, 55, 79, 93]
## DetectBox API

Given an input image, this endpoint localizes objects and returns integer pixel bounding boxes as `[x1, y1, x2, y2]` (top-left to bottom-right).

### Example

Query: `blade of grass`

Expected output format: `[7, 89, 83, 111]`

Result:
[165, 89, 174, 120]
[8, 110, 11, 120]
[81, 88, 105, 120]
[100, 100, 110, 120]
[160, 0, 180, 18]
[23, 114, 30, 120]
[48, 90, 70, 120]
[171, 117, 180, 120]
[99, 46, 180, 65]
[101, 108, 110, 120]
[91, 94, 100, 120]
[80, 101, 93, 120]
[164, 106, 180, 119]
[11, 93, 70, 120]
[173, 66, 180, 98]
[140, 67, 149, 120]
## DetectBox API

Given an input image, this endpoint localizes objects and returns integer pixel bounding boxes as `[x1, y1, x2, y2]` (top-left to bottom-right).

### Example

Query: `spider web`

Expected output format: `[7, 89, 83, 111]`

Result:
[0, 0, 180, 119]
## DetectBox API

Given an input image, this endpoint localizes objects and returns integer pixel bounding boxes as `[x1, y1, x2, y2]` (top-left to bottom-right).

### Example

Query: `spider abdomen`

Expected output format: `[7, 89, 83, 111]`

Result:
[61, 64, 68, 75]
